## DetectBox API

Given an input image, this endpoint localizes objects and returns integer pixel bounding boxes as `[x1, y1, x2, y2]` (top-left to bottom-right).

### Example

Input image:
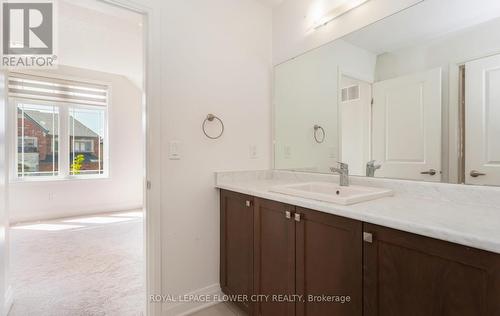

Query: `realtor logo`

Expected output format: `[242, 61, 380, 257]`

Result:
[1, 0, 57, 68]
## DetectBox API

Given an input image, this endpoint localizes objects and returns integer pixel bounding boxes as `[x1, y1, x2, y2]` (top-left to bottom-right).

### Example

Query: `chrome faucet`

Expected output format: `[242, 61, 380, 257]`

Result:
[366, 160, 381, 177]
[331, 162, 349, 186]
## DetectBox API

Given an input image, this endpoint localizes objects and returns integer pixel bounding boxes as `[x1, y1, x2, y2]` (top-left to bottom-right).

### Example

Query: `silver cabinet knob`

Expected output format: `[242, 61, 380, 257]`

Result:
[245, 200, 252, 207]
[363, 232, 373, 243]
[294, 213, 301, 222]
[470, 170, 486, 178]
[420, 169, 437, 176]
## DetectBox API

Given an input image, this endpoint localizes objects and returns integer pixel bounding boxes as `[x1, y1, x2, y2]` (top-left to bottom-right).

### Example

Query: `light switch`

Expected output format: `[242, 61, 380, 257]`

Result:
[168, 141, 182, 160]
[284, 145, 292, 159]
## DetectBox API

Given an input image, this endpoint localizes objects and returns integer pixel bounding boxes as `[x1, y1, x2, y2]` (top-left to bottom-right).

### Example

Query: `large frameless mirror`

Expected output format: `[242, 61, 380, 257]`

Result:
[274, 0, 500, 186]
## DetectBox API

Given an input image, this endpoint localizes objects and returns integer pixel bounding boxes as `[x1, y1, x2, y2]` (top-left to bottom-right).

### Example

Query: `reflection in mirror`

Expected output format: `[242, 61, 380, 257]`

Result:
[273, 0, 500, 186]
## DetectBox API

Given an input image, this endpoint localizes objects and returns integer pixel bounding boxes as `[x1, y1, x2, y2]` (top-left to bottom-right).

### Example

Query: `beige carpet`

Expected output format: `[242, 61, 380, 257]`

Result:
[9, 211, 145, 316]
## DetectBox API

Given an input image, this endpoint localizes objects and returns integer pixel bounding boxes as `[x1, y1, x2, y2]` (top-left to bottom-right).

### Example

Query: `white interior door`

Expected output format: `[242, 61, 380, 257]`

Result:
[372, 68, 442, 181]
[465, 55, 500, 186]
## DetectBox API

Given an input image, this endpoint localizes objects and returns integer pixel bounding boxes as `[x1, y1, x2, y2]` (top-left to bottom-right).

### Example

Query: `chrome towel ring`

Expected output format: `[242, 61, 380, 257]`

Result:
[203, 114, 224, 139]
[314, 125, 326, 143]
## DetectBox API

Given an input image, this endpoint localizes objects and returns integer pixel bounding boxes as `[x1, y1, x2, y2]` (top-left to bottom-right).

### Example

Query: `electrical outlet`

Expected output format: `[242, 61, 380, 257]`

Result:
[249, 145, 258, 159]
[284, 145, 292, 159]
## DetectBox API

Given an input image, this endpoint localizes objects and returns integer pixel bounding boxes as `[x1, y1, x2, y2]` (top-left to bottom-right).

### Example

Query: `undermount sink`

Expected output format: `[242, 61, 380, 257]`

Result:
[270, 182, 393, 205]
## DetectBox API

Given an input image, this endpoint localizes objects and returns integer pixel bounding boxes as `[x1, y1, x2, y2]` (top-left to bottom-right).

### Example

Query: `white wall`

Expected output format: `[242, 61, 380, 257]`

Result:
[0, 72, 11, 315]
[272, 0, 423, 65]
[274, 39, 376, 173]
[9, 66, 144, 223]
[159, 0, 272, 314]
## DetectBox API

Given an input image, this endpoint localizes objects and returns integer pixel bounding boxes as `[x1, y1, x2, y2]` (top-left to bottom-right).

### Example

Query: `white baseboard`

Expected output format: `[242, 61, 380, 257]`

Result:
[10, 204, 143, 225]
[4, 286, 13, 316]
[163, 284, 223, 316]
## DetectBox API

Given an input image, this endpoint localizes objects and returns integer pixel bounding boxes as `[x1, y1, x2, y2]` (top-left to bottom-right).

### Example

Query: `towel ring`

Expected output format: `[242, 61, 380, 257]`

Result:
[203, 114, 224, 139]
[314, 125, 326, 143]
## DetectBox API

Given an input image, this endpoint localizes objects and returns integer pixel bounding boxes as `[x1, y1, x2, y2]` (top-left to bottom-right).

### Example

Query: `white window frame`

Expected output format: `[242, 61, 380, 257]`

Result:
[68, 104, 109, 178]
[10, 98, 110, 182]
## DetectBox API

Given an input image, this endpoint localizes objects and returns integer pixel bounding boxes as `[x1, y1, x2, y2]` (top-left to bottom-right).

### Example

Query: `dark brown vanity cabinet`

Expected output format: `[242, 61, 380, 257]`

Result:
[253, 198, 297, 316]
[220, 190, 500, 316]
[221, 190, 363, 316]
[363, 223, 500, 316]
[220, 190, 255, 314]
[294, 207, 363, 316]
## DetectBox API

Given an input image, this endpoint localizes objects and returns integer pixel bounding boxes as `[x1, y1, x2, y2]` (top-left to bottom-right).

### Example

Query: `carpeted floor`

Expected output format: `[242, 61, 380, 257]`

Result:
[9, 211, 145, 316]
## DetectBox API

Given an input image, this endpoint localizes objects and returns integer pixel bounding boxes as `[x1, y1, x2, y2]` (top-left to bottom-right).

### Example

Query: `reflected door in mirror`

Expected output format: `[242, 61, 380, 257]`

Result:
[372, 68, 442, 182]
[466, 54, 500, 186]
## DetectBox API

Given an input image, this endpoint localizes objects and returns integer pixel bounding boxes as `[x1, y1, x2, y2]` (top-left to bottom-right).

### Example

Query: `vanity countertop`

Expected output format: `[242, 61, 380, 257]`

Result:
[215, 170, 500, 255]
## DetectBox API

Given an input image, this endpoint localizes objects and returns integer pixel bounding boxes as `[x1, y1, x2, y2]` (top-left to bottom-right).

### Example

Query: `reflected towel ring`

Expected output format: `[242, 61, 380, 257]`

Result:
[314, 125, 326, 143]
[203, 114, 225, 139]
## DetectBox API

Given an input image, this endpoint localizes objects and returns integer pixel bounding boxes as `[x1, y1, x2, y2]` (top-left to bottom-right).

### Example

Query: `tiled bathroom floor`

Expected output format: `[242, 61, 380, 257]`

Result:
[191, 303, 246, 316]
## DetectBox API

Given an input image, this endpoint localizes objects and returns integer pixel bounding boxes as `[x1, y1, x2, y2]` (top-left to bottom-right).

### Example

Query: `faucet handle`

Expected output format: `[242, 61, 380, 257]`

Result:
[336, 161, 349, 169]
[367, 160, 381, 168]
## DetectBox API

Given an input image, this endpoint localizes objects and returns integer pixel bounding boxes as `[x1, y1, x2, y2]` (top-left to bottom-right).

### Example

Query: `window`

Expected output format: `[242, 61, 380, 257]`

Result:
[10, 73, 109, 180]
[19, 137, 38, 150]
[70, 108, 105, 175]
[74, 140, 94, 153]
[17, 103, 59, 177]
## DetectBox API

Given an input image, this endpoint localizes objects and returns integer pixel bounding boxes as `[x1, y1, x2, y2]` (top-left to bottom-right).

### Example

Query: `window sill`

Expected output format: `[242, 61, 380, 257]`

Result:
[10, 175, 110, 184]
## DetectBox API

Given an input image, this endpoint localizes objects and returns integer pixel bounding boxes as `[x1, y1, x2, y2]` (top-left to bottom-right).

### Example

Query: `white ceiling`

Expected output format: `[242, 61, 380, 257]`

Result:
[60, 0, 143, 24]
[255, 0, 286, 8]
[343, 0, 500, 54]
[57, 0, 144, 88]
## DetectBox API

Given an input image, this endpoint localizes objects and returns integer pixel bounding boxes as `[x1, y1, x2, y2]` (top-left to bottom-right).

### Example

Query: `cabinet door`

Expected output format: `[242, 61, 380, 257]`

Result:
[363, 223, 500, 316]
[220, 190, 255, 314]
[254, 198, 296, 316]
[295, 207, 362, 316]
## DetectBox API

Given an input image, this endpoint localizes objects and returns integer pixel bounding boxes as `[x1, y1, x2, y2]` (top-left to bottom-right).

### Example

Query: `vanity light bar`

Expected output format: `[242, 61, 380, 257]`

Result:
[314, 0, 370, 30]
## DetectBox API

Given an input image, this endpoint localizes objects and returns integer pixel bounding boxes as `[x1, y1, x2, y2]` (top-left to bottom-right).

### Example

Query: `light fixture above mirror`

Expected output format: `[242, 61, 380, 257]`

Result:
[313, 0, 370, 30]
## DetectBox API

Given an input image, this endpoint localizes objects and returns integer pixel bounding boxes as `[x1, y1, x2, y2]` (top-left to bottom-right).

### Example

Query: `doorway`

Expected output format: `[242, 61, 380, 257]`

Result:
[7, 0, 150, 314]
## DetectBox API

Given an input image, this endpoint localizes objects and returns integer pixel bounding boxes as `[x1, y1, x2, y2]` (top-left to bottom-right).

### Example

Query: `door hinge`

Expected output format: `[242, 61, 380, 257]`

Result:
[146, 180, 152, 190]
[371, 98, 374, 106]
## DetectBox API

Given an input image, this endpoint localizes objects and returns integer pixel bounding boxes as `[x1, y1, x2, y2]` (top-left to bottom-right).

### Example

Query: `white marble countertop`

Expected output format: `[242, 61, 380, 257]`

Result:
[215, 170, 500, 254]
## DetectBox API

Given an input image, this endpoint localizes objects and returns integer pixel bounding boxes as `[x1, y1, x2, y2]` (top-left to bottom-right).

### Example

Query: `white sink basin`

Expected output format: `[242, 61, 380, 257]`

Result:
[270, 182, 393, 205]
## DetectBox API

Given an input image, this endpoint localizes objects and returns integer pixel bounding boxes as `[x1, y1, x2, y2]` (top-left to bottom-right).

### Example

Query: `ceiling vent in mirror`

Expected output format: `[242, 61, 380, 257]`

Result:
[341, 85, 360, 102]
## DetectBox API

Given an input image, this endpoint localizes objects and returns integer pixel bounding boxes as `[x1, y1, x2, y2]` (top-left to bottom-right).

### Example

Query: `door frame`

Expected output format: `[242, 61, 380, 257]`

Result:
[98, 1, 162, 315]
[448, 50, 500, 184]
[337, 67, 374, 168]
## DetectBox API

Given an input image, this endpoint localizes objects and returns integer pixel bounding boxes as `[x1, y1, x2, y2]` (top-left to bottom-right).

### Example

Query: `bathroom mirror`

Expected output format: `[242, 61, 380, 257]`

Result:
[274, 0, 500, 186]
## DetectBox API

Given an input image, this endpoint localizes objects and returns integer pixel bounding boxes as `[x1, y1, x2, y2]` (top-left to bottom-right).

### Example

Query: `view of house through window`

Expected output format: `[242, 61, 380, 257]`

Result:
[17, 104, 60, 178]
[11, 74, 109, 180]
[70, 108, 105, 175]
